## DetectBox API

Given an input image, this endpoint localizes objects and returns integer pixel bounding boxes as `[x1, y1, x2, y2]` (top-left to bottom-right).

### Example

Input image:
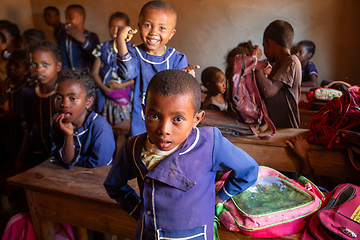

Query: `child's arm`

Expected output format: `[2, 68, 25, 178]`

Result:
[286, 135, 314, 178]
[301, 74, 317, 87]
[91, 58, 112, 93]
[255, 70, 284, 98]
[212, 128, 259, 202]
[116, 26, 133, 56]
[104, 139, 141, 220]
[106, 79, 135, 91]
[65, 24, 86, 44]
[335, 129, 360, 146]
[182, 65, 200, 77]
[66, 25, 100, 53]
[53, 113, 75, 163]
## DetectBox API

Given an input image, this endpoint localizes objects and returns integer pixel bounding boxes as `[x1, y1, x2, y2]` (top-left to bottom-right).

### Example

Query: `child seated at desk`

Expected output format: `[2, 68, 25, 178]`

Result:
[201, 66, 227, 111]
[296, 40, 318, 87]
[51, 70, 115, 169]
[104, 69, 259, 240]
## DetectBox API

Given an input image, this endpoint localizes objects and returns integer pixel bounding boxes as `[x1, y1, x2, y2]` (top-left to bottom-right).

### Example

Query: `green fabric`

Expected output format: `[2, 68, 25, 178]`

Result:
[214, 203, 227, 240]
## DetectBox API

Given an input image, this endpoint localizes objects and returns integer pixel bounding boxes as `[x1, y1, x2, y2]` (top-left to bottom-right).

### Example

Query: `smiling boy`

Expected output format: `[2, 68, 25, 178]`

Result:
[116, 1, 199, 137]
[104, 69, 258, 240]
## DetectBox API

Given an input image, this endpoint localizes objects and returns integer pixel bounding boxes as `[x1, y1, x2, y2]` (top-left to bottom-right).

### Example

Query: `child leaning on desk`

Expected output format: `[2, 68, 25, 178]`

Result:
[115, 0, 199, 137]
[50, 70, 115, 169]
[104, 69, 259, 240]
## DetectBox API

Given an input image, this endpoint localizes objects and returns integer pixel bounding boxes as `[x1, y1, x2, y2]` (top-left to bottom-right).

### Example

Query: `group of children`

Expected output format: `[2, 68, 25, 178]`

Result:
[0, 1, 328, 239]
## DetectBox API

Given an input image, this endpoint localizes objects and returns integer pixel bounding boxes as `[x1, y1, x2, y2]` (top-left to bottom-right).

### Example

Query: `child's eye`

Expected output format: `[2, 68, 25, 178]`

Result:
[110, 26, 115, 30]
[55, 96, 62, 101]
[70, 97, 76, 101]
[30, 63, 37, 68]
[148, 114, 158, 120]
[159, 26, 166, 31]
[173, 116, 184, 123]
[43, 63, 49, 67]
[144, 23, 151, 28]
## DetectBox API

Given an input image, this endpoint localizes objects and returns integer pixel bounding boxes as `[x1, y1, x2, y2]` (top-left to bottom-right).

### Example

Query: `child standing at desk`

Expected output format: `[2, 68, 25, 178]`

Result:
[255, 20, 302, 128]
[116, 0, 198, 137]
[51, 70, 115, 169]
[104, 69, 258, 240]
[91, 12, 134, 126]
[59, 4, 99, 71]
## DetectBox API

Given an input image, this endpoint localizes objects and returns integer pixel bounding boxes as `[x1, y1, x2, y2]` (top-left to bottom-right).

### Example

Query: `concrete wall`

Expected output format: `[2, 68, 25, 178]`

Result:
[1, 0, 359, 85]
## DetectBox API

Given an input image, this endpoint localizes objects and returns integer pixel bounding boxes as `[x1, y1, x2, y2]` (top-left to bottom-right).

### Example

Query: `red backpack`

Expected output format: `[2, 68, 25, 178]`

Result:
[307, 85, 360, 149]
[227, 50, 276, 139]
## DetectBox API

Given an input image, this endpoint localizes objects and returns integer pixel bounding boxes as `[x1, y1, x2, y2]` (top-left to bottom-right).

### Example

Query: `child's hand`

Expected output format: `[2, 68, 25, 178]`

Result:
[286, 135, 309, 162]
[253, 45, 263, 60]
[53, 113, 74, 136]
[65, 24, 86, 44]
[263, 63, 272, 77]
[335, 129, 360, 145]
[116, 26, 133, 43]
[106, 81, 121, 91]
[182, 65, 200, 77]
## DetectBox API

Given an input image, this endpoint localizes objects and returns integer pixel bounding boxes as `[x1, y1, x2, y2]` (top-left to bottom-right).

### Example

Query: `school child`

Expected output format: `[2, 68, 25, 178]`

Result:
[58, 4, 99, 71]
[0, 32, 7, 81]
[0, 20, 21, 60]
[116, 0, 199, 137]
[17, 40, 62, 171]
[255, 20, 302, 128]
[43, 6, 66, 43]
[20, 28, 46, 50]
[51, 70, 115, 169]
[296, 40, 318, 87]
[104, 69, 259, 240]
[0, 50, 30, 167]
[91, 12, 134, 126]
[201, 66, 227, 111]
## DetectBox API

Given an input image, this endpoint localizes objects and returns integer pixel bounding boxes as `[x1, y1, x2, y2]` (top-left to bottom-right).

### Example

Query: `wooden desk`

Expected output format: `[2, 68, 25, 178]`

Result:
[225, 128, 359, 181]
[299, 108, 317, 129]
[7, 160, 301, 240]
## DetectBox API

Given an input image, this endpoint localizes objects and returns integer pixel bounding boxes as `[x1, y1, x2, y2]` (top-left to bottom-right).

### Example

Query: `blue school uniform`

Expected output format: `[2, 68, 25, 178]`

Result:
[59, 30, 100, 70]
[51, 111, 115, 169]
[104, 127, 259, 240]
[116, 44, 188, 137]
[302, 61, 318, 83]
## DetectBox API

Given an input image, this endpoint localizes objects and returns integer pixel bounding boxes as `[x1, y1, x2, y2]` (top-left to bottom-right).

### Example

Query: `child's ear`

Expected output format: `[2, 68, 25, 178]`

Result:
[86, 96, 94, 110]
[169, 28, 176, 41]
[56, 61, 62, 72]
[192, 110, 205, 129]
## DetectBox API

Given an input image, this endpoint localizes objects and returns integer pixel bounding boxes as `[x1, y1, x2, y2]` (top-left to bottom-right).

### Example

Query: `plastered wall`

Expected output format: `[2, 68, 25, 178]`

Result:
[1, 0, 360, 85]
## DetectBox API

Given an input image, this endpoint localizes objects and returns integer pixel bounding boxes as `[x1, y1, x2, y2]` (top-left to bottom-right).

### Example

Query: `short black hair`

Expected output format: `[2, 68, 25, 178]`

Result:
[201, 66, 223, 86]
[29, 40, 62, 63]
[0, 32, 6, 43]
[44, 6, 60, 16]
[66, 4, 85, 17]
[22, 28, 46, 46]
[298, 40, 316, 57]
[140, 1, 177, 25]
[263, 20, 294, 49]
[109, 12, 130, 26]
[0, 21, 20, 41]
[146, 69, 201, 114]
[58, 69, 96, 100]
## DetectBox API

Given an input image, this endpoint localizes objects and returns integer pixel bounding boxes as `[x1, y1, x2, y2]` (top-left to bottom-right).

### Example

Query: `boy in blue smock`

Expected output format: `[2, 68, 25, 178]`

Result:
[115, 0, 199, 137]
[104, 69, 258, 240]
[59, 4, 99, 71]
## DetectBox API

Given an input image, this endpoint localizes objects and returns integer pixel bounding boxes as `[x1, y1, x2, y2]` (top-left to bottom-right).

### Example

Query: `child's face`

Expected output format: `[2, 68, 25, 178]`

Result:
[143, 92, 204, 151]
[296, 44, 312, 65]
[6, 56, 28, 82]
[30, 50, 61, 87]
[207, 71, 226, 95]
[44, 10, 60, 27]
[138, 7, 176, 55]
[65, 8, 84, 29]
[55, 81, 93, 129]
[109, 17, 127, 40]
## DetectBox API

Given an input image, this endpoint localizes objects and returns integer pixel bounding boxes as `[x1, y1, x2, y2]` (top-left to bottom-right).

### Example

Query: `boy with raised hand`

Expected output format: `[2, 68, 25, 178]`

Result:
[255, 20, 302, 128]
[59, 4, 99, 71]
[116, 0, 199, 137]
[104, 69, 258, 240]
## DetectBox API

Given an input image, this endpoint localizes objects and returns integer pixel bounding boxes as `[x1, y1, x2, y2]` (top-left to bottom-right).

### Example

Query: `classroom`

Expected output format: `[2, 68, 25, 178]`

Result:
[1, 0, 360, 239]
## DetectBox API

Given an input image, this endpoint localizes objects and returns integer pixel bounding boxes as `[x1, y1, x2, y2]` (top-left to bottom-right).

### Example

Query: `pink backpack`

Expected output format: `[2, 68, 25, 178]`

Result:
[215, 166, 325, 238]
[307, 85, 360, 149]
[227, 50, 276, 139]
[301, 183, 360, 240]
